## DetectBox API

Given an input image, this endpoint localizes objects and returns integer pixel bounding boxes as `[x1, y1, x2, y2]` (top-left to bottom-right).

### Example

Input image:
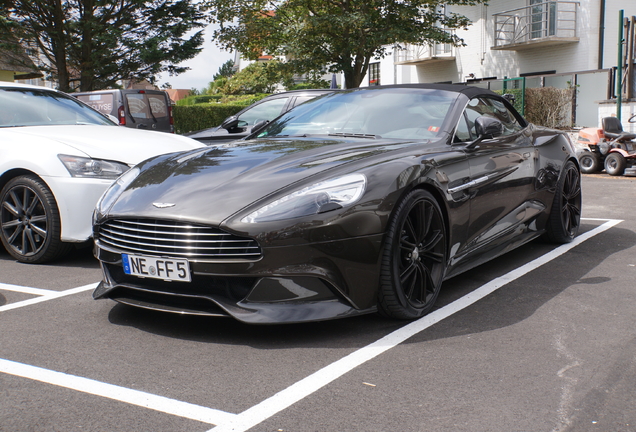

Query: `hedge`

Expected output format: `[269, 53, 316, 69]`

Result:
[173, 103, 246, 134]
[176, 95, 227, 106]
[496, 87, 574, 128]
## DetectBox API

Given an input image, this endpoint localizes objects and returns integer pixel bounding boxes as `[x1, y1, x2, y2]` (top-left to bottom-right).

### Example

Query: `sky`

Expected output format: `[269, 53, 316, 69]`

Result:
[156, 24, 234, 92]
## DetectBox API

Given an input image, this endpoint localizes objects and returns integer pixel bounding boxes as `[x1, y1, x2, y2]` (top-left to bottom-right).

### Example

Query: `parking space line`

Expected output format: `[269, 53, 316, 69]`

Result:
[208, 218, 622, 432]
[0, 282, 56, 296]
[0, 218, 621, 429]
[0, 358, 237, 426]
[0, 283, 98, 313]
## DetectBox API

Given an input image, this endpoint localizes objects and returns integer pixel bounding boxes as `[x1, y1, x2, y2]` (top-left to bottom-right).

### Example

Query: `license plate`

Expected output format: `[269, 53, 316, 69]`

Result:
[122, 253, 191, 282]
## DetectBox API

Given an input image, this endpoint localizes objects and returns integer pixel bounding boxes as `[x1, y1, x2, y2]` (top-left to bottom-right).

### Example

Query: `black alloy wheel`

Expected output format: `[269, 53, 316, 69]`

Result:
[546, 161, 582, 243]
[604, 152, 627, 176]
[0, 175, 71, 263]
[379, 189, 447, 319]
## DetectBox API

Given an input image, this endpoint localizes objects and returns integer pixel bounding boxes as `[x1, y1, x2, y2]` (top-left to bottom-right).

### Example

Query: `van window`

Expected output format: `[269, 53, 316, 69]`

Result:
[126, 93, 169, 120]
[76, 94, 114, 116]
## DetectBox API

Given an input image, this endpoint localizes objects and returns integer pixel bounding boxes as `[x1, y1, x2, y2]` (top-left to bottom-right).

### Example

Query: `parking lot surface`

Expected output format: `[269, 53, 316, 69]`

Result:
[1, 174, 635, 432]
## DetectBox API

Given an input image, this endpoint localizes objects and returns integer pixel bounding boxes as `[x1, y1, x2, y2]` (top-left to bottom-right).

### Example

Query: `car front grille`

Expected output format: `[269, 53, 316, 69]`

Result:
[96, 219, 262, 259]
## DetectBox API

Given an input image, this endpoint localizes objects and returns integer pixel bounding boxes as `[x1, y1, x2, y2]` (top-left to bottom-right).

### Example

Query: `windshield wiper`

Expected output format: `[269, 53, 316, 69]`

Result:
[328, 132, 380, 139]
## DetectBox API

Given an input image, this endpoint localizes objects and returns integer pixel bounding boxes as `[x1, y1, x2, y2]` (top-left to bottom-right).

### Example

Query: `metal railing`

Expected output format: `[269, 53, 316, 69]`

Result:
[493, 1, 578, 47]
[395, 32, 455, 63]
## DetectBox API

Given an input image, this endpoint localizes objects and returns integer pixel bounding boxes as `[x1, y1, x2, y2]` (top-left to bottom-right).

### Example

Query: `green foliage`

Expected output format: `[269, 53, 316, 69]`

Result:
[2, 0, 206, 92]
[494, 89, 524, 113]
[207, 0, 485, 88]
[176, 95, 223, 106]
[213, 59, 236, 81]
[219, 60, 292, 94]
[176, 93, 269, 106]
[288, 83, 322, 90]
[173, 103, 246, 134]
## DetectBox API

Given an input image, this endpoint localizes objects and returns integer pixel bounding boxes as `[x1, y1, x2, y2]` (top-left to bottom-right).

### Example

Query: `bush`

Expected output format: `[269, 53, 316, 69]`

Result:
[175, 94, 223, 106]
[217, 93, 269, 105]
[524, 87, 574, 129]
[173, 104, 246, 134]
[176, 93, 269, 107]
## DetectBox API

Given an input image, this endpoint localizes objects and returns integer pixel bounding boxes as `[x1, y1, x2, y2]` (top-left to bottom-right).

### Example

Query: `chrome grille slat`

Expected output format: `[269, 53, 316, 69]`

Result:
[100, 227, 252, 244]
[97, 219, 262, 259]
[104, 223, 229, 237]
[99, 232, 260, 251]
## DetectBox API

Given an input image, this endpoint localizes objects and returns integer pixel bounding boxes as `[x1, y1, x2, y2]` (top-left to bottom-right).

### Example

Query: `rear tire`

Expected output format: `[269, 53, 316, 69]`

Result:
[604, 152, 626, 176]
[546, 161, 581, 243]
[378, 189, 447, 319]
[0, 175, 72, 263]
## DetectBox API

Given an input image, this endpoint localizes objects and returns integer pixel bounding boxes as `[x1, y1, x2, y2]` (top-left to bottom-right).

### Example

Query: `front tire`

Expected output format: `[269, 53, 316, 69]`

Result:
[546, 161, 581, 243]
[604, 152, 627, 176]
[379, 189, 447, 319]
[578, 151, 601, 174]
[0, 175, 72, 263]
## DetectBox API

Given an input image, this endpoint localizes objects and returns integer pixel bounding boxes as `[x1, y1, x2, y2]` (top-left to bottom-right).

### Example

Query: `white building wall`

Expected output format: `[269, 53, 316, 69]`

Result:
[369, 0, 635, 86]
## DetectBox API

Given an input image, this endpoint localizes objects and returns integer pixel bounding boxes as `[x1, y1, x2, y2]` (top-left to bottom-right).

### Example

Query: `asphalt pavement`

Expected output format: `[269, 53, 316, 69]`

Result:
[1, 174, 635, 432]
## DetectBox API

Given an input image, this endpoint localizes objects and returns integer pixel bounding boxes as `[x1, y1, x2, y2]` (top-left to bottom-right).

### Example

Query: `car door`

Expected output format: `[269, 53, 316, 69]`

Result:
[454, 96, 538, 261]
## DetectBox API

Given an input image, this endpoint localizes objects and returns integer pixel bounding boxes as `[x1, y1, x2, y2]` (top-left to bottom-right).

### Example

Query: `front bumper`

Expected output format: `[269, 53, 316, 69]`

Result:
[45, 176, 113, 242]
[93, 233, 383, 324]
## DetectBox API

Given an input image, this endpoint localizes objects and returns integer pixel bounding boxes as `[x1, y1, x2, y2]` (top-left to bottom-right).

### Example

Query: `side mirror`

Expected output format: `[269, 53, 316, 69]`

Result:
[221, 115, 240, 131]
[475, 116, 504, 139]
[251, 119, 269, 136]
[502, 93, 516, 105]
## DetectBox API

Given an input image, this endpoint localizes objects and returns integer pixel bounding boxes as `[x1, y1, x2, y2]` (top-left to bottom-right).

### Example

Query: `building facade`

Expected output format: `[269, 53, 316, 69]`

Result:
[364, 0, 636, 129]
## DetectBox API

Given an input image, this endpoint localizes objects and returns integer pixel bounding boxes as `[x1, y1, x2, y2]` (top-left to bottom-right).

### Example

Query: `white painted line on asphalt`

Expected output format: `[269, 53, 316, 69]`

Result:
[0, 358, 237, 426]
[209, 218, 622, 432]
[0, 283, 98, 313]
[0, 218, 621, 428]
[0, 282, 56, 296]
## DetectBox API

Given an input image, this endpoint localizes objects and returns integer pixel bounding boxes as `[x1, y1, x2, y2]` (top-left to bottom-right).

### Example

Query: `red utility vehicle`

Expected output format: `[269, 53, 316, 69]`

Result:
[577, 114, 636, 176]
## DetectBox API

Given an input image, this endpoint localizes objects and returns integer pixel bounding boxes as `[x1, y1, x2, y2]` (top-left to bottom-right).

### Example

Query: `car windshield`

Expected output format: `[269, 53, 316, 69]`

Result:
[257, 87, 458, 140]
[0, 87, 115, 128]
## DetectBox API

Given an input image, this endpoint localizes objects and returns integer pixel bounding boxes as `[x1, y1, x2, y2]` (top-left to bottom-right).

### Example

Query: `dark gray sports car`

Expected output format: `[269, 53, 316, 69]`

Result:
[92, 84, 581, 324]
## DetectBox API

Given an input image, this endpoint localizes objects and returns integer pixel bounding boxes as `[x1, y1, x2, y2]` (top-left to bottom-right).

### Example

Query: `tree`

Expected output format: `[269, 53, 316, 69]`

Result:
[219, 60, 292, 94]
[213, 59, 235, 81]
[206, 0, 484, 89]
[1, 0, 207, 92]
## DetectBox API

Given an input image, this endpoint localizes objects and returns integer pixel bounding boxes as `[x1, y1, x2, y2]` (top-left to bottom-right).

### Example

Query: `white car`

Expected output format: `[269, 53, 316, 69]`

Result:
[0, 82, 204, 263]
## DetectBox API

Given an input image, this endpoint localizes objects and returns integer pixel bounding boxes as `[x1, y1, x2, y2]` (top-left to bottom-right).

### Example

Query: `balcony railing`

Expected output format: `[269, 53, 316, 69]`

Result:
[395, 41, 455, 65]
[493, 1, 579, 50]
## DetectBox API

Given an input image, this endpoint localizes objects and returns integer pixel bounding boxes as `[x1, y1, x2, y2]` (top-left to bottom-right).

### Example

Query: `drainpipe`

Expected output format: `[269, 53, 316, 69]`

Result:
[598, 0, 605, 69]
[617, 10, 624, 121]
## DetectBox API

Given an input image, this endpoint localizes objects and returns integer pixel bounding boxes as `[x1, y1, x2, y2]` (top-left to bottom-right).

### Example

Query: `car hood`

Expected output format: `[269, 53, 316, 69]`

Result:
[108, 136, 420, 225]
[9, 125, 202, 165]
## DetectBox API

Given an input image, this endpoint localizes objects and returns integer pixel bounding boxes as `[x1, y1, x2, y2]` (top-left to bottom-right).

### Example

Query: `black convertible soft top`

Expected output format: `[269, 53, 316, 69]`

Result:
[357, 83, 499, 99]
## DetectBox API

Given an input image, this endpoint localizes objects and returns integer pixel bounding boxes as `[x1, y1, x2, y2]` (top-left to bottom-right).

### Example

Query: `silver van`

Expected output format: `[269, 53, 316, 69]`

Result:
[75, 89, 174, 133]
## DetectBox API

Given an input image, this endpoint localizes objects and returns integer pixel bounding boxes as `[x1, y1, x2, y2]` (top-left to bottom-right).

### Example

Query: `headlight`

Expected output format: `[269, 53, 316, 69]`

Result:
[241, 173, 366, 223]
[58, 154, 130, 179]
[95, 167, 140, 217]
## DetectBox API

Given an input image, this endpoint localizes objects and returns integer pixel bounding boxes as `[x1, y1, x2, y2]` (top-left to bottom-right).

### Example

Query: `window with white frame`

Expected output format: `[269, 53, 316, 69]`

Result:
[369, 63, 380, 86]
